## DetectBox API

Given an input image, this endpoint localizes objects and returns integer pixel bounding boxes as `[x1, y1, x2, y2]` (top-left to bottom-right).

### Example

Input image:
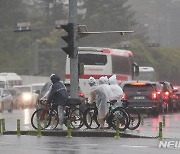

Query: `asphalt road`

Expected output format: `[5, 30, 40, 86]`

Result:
[0, 136, 180, 154]
[1, 109, 180, 154]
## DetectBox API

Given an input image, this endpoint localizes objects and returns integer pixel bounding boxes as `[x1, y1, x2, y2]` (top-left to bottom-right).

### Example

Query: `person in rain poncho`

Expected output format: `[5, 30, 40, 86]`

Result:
[109, 75, 124, 107]
[88, 76, 98, 104]
[88, 76, 114, 128]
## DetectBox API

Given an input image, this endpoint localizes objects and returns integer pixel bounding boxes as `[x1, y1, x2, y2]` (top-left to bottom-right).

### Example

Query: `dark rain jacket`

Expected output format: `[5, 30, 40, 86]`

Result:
[47, 76, 68, 106]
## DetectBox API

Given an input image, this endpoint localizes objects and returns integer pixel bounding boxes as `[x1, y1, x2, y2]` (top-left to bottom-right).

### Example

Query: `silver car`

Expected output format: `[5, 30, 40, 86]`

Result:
[0, 88, 13, 113]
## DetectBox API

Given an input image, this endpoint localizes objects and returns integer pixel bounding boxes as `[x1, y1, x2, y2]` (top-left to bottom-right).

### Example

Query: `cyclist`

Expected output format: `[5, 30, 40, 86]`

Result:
[42, 74, 68, 130]
[88, 76, 113, 129]
[109, 75, 123, 107]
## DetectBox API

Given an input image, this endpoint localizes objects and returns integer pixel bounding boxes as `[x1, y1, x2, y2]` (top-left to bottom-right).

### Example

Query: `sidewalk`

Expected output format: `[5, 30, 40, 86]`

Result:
[2, 128, 157, 138]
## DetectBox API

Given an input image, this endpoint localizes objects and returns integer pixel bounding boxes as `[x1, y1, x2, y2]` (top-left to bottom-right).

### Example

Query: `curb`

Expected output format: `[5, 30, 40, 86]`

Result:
[2, 130, 156, 138]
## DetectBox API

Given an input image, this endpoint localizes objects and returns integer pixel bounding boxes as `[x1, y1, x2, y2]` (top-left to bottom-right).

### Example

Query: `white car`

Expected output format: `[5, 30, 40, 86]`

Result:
[0, 88, 13, 113]
[13, 83, 45, 109]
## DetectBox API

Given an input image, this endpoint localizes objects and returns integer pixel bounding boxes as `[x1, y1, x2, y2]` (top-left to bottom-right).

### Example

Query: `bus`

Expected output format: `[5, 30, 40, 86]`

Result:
[65, 47, 139, 98]
[134, 66, 156, 82]
[0, 72, 22, 88]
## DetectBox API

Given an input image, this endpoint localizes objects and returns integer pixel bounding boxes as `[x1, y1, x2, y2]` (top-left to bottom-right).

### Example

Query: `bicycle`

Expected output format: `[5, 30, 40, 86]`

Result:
[83, 100, 129, 131]
[121, 99, 141, 130]
[31, 98, 84, 130]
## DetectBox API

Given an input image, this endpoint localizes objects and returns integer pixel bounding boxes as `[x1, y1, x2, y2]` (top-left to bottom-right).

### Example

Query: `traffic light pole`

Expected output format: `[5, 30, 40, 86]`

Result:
[69, 0, 78, 98]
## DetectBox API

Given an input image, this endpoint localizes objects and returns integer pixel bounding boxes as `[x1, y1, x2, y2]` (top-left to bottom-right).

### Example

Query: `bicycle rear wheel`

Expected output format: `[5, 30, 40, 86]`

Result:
[126, 107, 141, 130]
[69, 108, 84, 129]
[111, 107, 129, 131]
[84, 107, 100, 129]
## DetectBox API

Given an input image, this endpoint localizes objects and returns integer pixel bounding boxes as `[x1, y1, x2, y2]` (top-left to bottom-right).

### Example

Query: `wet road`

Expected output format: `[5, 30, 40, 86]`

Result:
[0, 135, 180, 154]
[1, 109, 180, 138]
[1, 109, 180, 154]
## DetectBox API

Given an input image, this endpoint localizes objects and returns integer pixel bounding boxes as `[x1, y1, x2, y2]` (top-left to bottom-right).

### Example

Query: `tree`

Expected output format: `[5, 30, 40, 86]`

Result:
[78, 0, 136, 47]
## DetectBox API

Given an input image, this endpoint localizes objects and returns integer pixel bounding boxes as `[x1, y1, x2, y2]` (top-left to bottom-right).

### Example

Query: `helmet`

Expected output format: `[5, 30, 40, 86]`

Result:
[109, 75, 117, 85]
[50, 74, 60, 83]
[99, 76, 109, 85]
[88, 77, 96, 87]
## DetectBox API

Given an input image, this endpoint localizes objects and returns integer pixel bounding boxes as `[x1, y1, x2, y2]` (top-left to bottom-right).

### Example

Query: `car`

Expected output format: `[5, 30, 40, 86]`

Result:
[7, 87, 21, 109]
[173, 86, 180, 110]
[0, 88, 13, 113]
[13, 83, 45, 109]
[120, 80, 163, 116]
[36, 82, 87, 111]
[151, 82, 168, 113]
[159, 81, 178, 112]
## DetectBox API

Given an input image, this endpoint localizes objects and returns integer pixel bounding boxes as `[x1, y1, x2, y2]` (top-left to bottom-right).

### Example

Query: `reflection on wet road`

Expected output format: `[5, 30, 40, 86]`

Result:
[1, 109, 180, 138]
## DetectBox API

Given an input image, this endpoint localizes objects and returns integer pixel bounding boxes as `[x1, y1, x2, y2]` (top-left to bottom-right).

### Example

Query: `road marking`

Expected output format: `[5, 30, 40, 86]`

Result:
[80, 144, 98, 146]
[119, 145, 149, 148]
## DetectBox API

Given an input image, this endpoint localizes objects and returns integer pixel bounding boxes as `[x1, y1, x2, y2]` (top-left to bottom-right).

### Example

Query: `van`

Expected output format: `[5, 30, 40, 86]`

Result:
[0, 72, 22, 88]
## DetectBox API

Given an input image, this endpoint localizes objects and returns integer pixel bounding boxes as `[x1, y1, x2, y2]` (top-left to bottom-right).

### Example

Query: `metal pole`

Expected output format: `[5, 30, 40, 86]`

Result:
[34, 44, 39, 75]
[69, 0, 78, 98]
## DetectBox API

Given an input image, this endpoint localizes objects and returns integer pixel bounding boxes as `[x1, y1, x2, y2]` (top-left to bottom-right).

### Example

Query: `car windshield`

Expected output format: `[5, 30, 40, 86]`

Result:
[16, 87, 31, 93]
[123, 84, 154, 93]
[8, 90, 17, 96]
[32, 85, 44, 92]
[0, 81, 5, 88]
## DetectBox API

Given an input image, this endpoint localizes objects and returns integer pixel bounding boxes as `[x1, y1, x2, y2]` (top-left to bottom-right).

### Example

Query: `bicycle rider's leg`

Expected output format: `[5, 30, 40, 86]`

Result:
[98, 118, 105, 128]
[58, 105, 64, 129]
[98, 110, 106, 128]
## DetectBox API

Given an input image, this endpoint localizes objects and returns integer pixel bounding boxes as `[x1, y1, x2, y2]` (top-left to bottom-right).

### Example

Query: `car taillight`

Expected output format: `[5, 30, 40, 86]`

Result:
[164, 91, 169, 100]
[78, 92, 85, 98]
[165, 91, 169, 96]
[156, 91, 161, 95]
[152, 92, 157, 99]
[122, 93, 126, 100]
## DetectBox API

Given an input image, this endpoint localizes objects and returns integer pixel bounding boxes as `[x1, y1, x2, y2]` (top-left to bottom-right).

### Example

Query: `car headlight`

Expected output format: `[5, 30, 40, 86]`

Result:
[22, 93, 32, 101]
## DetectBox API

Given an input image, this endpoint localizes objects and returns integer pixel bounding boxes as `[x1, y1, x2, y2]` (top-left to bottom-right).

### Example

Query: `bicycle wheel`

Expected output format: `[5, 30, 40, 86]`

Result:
[46, 109, 59, 130]
[31, 109, 59, 130]
[31, 109, 51, 130]
[84, 107, 100, 129]
[69, 108, 84, 129]
[111, 107, 129, 131]
[126, 107, 141, 130]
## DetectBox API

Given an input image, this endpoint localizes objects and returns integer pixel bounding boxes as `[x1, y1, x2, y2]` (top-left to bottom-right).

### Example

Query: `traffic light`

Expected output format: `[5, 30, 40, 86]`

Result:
[61, 23, 74, 58]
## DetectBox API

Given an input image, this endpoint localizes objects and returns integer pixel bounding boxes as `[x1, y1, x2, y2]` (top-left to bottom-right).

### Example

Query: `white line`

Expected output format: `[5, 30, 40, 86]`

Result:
[119, 145, 149, 148]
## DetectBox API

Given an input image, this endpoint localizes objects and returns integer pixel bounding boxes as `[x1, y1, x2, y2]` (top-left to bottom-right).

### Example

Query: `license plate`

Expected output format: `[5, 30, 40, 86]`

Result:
[134, 96, 145, 100]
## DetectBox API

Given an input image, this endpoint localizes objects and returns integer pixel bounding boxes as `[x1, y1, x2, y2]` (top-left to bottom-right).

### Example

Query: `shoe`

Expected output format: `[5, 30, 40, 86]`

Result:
[55, 125, 63, 130]
[99, 126, 105, 129]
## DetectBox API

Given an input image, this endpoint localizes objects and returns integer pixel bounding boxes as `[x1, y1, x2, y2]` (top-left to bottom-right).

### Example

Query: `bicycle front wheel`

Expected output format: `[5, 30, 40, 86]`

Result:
[126, 107, 141, 130]
[111, 107, 129, 131]
[69, 108, 84, 129]
[84, 107, 100, 129]
[31, 109, 51, 130]
[31, 109, 59, 130]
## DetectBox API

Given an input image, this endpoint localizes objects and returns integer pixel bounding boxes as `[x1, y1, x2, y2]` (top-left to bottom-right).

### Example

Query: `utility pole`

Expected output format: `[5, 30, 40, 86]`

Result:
[69, 0, 78, 98]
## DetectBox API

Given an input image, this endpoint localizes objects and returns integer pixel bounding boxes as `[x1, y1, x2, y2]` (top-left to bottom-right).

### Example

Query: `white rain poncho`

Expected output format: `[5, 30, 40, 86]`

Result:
[109, 75, 123, 107]
[92, 76, 114, 119]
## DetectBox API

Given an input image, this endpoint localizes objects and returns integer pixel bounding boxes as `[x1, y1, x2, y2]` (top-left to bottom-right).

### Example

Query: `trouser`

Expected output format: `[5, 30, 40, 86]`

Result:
[58, 105, 64, 126]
